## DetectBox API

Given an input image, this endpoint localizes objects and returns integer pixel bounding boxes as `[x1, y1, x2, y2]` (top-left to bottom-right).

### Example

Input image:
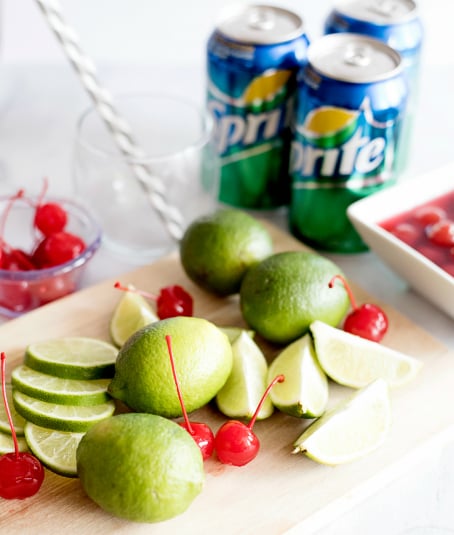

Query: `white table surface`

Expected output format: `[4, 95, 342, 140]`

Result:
[0, 59, 453, 535]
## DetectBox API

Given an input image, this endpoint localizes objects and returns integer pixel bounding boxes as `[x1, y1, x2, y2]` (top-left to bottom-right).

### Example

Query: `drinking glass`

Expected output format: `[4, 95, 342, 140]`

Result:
[73, 93, 219, 262]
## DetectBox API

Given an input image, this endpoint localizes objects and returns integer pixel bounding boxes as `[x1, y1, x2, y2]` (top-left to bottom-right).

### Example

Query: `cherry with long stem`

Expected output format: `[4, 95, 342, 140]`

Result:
[114, 281, 193, 319]
[214, 374, 285, 467]
[165, 335, 214, 460]
[329, 274, 388, 343]
[0, 352, 44, 499]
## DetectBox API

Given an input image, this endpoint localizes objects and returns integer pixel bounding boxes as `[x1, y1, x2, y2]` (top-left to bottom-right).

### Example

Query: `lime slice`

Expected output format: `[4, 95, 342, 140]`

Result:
[0, 383, 27, 436]
[268, 334, 328, 418]
[0, 429, 28, 454]
[310, 320, 423, 388]
[11, 365, 111, 406]
[293, 379, 391, 465]
[24, 422, 84, 477]
[216, 331, 273, 420]
[25, 337, 118, 380]
[110, 291, 158, 347]
[13, 390, 116, 432]
[219, 327, 255, 344]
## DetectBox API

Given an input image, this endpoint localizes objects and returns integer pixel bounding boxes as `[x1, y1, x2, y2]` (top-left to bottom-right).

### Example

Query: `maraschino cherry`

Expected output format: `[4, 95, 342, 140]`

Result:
[165, 335, 214, 460]
[0, 352, 44, 499]
[329, 274, 388, 343]
[214, 374, 285, 467]
[114, 281, 193, 319]
[33, 178, 68, 236]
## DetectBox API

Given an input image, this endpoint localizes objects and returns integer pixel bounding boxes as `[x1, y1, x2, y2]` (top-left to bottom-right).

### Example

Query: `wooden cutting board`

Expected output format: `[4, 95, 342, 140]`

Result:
[1, 222, 453, 535]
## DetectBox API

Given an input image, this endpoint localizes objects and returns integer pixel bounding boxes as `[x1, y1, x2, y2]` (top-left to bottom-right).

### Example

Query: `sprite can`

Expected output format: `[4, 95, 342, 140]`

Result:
[323, 0, 423, 173]
[206, 5, 309, 209]
[289, 33, 408, 253]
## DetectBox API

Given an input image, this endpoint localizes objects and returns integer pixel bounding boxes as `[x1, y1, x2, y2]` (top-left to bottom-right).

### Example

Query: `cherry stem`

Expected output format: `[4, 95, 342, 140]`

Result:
[248, 374, 285, 430]
[165, 335, 194, 436]
[0, 189, 25, 252]
[328, 274, 358, 311]
[1, 352, 19, 458]
[36, 177, 49, 207]
[113, 281, 158, 302]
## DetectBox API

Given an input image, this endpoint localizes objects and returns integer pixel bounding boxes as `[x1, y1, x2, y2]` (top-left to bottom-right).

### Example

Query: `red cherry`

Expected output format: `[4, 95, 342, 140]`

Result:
[32, 231, 86, 268]
[165, 335, 214, 460]
[329, 274, 388, 343]
[157, 285, 193, 319]
[0, 352, 44, 499]
[414, 206, 446, 226]
[34, 202, 68, 237]
[214, 374, 285, 467]
[1, 249, 36, 271]
[426, 220, 454, 247]
[114, 281, 194, 320]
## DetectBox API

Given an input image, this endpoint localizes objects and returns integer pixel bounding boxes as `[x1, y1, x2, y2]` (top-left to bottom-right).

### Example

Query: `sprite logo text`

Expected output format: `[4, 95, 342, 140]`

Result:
[208, 98, 293, 156]
[291, 126, 386, 177]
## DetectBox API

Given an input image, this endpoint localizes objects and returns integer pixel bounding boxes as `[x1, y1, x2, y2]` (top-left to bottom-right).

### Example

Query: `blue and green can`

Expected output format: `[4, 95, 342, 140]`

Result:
[289, 33, 408, 252]
[206, 5, 309, 209]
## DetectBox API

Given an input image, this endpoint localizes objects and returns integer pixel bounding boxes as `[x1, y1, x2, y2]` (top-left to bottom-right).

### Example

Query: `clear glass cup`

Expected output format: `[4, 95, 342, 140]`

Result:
[73, 93, 219, 262]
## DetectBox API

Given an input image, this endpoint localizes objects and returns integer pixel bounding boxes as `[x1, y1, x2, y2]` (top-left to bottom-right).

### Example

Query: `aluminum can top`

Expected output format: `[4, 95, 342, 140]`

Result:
[215, 4, 305, 45]
[332, 0, 418, 25]
[308, 33, 402, 83]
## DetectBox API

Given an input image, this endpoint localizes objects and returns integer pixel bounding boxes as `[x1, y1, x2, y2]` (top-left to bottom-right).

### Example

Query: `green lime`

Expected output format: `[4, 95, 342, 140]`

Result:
[239, 251, 350, 344]
[108, 316, 232, 417]
[110, 290, 158, 347]
[216, 331, 273, 420]
[11, 365, 111, 406]
[292, 379, 391, 465]
[179, 208, 273, 296]
[24, 422, 84, 477]
[0, 383, 26, 435]
[25, 337, 118, 380]
[0, 429, 28, 454]
[77, 413, 204, 523]
[310, 320, 423, 388]
[219, 326, 255, 344]
[13, 390, 115, 432]
[268, 333, 328, 418]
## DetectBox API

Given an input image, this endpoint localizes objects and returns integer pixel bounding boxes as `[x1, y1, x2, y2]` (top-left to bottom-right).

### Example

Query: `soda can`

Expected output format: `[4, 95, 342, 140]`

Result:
[323, 0, 423, 172]
[289, 33, 408, 253]
[206, 5, 309, 210]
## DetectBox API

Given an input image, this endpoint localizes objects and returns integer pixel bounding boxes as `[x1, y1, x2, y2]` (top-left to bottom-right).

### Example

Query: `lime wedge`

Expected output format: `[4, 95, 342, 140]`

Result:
[268, 334, 328, 418]
[25, 337, 118, 380]
[310, 320, 423, 388]
[0, 429, 28, 454]
[11, 365, 111, 406]
[218, 327, 255, 344]
[13, 390, 115, 432]
[24, 422, 84, 477]
[293, 379, 391, 465]
[0, 383, 26, 436]
[110, 291, 158, 347]
[216, 331, 273, 420]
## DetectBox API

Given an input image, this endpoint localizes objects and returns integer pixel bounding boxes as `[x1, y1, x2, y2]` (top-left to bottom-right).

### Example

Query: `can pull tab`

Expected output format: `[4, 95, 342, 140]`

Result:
[344, 45, 371, 67]
[248, 7, 275, 31]
[369, 0, 399, 19]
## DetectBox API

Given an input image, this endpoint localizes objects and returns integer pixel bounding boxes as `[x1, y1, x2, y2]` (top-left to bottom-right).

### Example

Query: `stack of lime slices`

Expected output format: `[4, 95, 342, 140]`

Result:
[10, 337, 118, 477]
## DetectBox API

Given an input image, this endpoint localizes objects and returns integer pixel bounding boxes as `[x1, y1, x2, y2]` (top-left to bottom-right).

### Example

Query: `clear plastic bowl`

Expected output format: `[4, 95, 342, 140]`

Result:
[0, 196, 102, 318]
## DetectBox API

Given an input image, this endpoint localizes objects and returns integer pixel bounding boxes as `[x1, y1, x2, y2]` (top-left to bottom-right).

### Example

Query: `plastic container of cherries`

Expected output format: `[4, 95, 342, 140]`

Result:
[0, 186, 102, 318]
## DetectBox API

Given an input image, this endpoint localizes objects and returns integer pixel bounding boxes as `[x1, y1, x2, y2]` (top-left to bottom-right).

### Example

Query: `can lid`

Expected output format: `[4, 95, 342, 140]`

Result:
[216, 4, 304, 45]
[334, 0, 418, 25]
[308, 33, 402, 83]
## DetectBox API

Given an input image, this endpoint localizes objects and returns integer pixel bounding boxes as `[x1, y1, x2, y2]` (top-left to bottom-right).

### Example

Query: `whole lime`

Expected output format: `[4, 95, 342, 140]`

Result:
[239, 251, 349, 344]
[179, 208, 273, 296]
[76, 413, 204, 523]
[108, 316, 232, 417]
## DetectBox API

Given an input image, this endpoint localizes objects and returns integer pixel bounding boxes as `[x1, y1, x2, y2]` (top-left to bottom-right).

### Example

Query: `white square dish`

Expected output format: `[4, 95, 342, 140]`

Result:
[347, 162, 454, 320]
